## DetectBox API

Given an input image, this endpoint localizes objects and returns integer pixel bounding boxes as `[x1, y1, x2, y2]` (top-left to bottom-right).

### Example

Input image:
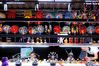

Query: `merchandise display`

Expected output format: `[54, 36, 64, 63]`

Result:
[0, 22, 98, 44]
[0, 0, 99, 65]
[11, 25, 19, 34]
[96, 26, 99, 34]
[0, 13, 6, 18]
[46, 13, 54, 19]
[19, 26, 28, 35]
[3, 25, 10, 34]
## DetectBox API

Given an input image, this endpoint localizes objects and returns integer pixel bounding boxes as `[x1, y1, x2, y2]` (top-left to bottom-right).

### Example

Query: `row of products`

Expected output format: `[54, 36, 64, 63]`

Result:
[0, 37, 98, 44]
[0, 10, 98, 20]
[0, 24, 99, 35]
[0, 37, 47, 44]
[58, 37, 98, 44]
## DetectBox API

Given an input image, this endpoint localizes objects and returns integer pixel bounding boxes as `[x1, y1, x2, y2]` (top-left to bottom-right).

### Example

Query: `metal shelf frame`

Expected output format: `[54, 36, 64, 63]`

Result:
[0, 34, 99, 38]
[0, 1, 99, 3]
[0, 42, 98, 47]
[0, 18, 97, 22]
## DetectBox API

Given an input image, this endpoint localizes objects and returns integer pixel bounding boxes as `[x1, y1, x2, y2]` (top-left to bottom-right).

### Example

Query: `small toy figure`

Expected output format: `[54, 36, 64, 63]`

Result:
[66, 51, 75, 63]
[2, 57, 9, 66]
[48, 52, 58, 63]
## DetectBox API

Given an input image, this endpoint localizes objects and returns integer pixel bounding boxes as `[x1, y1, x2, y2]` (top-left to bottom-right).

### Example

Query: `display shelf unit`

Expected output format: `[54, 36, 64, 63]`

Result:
[0, 34, 99, 38]
[0, 42, 98, 47]
[0, 1, 99, 10]
[0, 19, 99, 47]
[0, 18, 96, 22]
[0, 1, 99, 47]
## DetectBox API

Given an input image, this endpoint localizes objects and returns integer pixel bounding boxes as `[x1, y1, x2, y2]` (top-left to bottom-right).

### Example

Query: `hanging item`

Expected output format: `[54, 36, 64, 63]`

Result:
[77, 12, 82, 19]
[77, 14, 82, 19]
[19, 26, 28, 35]
[62, 26, 70, 34]
[24, 10, 33, 25]
[3, 25, 10, 34]
[0, 26, 2, 33]
[72, 11, 77, 19]
[79, 25, 87, 35]
[24, 10, 32, 18]
[0, 13, 6, 18]
[96, 26, 99, 34]
[71, 23, 78, 35]
[11, 25, 19, 34]
[37, 25, 44, 34]
[0, 24, 2, 33]
[48, 25, 52, 33]
[72, 22, 78, 25]
[45, 25, 48, 33]
[91, 12, 96, 20]
[82, 12, 87, 19]
[64, 11, 73, 19]
[82, 6, 87, 19]
[46, 13, 55, 19]
[45, 13, 53, 19]
[7, 10, 16, 19]
[56, 13, 63, 19]
[71, 26, 74, 34]
[33, 27, 38, 34]
[28, 27, 33, 35]
[87, 26, 95, 34]
[35, 10, 43, 25]
[54, 25, 61, 34]
[34, 26, 39, 34]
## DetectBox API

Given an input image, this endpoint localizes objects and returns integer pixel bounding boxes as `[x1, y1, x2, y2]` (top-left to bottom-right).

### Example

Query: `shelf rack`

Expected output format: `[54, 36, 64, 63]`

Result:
[0, 1, 99, 10]
[0, 18, 97, 22]
[0, 42, 98, 47]
[0, 1, 99, 47]
[0, 34, 99, 38]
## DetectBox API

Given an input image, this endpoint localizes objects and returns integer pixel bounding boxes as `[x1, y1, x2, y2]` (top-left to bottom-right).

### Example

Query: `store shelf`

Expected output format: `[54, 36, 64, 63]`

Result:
[0, 42, 49, 47]
[59, 44, 99, 47]
[0, 1, 99, 3]
[0, 34, 99, 38]
[0, 18, 97, 22]
[0, 42, 98, 47]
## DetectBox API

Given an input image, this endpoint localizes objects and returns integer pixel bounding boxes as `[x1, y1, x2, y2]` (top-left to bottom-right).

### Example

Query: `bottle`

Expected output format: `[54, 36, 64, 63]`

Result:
[36, 38, 39, 44]
[69, 37, 73, 44]
[44, 39, 47, 44]
[71, 27, 74, 35]
[74, 37, 79, 44]
[45, 25, 48, 33]
[31, 38, 35, 44]
[80, 38, 84, 44]
[27, 37, 30, 43]
[40, 38, 43, 44]
[64, 38, 68, 44]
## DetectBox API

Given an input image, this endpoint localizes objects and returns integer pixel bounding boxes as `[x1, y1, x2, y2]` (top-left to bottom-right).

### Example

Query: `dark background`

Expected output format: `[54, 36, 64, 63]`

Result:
[0, 47, 81, 60]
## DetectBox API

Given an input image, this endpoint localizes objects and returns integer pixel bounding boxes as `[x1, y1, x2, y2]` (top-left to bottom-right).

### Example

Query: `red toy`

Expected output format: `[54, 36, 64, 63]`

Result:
[96, 26, 99, 34]
[54, 26, 61, 34]
[11, 25, 19, 34]
[79, 24, 86, 35]
[35, 10, 43, 25]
